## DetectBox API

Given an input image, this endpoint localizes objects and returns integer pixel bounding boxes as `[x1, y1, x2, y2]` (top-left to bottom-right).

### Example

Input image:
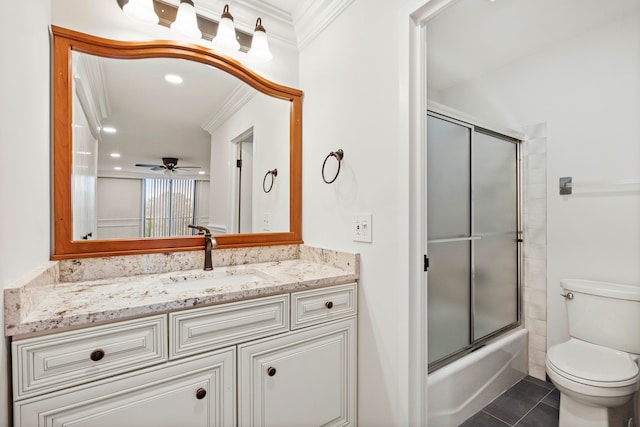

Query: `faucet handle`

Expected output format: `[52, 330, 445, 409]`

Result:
[188, 224, 211, 236]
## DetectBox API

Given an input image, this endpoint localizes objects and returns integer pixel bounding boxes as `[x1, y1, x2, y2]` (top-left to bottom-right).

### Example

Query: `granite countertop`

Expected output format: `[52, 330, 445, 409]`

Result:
[5, 245, 359, 338]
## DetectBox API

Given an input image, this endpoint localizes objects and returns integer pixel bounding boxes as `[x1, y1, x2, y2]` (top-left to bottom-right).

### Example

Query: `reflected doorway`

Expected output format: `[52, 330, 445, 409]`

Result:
[231, 128, 254, 234]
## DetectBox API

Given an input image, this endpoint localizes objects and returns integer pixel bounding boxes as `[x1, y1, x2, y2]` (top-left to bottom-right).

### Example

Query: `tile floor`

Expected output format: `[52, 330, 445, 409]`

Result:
[459, 375, 560, 426]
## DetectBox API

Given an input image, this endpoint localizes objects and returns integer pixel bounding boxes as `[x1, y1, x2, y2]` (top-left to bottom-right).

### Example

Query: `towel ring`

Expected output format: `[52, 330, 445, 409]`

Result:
[322, 149, 344, 184]
[263, 168, 278, 193]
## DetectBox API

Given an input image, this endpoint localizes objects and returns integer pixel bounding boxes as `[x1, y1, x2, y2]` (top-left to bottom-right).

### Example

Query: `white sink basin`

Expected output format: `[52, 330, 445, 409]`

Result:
[162, 270, 268, 292]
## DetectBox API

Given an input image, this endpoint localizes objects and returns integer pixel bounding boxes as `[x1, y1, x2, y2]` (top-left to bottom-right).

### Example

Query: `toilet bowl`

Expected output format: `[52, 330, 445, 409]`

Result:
[546, 338, 639, 426]
[546, 279, 640, 427]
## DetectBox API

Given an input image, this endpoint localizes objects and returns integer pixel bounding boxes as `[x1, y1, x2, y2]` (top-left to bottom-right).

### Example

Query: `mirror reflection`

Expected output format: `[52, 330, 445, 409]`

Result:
[71, 51, 290, 241]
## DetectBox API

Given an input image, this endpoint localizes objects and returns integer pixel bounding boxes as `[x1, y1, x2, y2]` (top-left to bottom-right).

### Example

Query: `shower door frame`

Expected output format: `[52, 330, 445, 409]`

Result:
[426, 106, 524, 373]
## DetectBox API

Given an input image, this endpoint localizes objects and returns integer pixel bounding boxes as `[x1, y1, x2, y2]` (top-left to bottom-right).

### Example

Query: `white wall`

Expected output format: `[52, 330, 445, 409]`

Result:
[299, 0, 413, 425]
[0, 2, 52, 426]
[209, 94, 290, 234]
[72, 91, 98, 240]
[440, 13, 640, 347]
[96, 178, 142, 239]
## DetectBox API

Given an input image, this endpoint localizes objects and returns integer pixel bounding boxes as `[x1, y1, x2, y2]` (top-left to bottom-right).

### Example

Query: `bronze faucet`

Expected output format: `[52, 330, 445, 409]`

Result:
[188, 225, 217, 270]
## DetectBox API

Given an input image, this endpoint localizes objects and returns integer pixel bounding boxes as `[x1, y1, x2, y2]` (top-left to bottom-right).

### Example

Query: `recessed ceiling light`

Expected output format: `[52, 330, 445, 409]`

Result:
[110, 152, 121, 158]
[165, 74, 183, 84]
[76, 151, 92, 155]
[102, 126, 117, 134]
[198, 171, 206, 175]
[113, 166, 122, 171]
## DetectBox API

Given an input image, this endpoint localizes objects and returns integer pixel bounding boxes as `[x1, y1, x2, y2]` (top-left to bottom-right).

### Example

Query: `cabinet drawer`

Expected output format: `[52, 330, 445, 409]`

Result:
[169, 294, 289, 359]
[14, 348, 236, 427]
[12, 315, 167, 400]
[291, 283, 357, 329]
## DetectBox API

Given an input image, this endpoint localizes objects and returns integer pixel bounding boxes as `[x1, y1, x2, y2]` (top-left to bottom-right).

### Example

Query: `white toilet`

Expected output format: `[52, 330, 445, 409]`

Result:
[546, 279, 640, 427]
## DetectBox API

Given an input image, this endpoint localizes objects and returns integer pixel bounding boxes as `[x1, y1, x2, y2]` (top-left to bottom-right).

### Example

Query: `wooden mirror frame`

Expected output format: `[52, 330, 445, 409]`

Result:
[51, 26, 302, 259]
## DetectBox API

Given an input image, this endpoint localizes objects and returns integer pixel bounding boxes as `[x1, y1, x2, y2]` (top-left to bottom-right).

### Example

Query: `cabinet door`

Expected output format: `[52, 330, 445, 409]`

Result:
[15, 348, 235, 427]
[238, 317, 356, 427]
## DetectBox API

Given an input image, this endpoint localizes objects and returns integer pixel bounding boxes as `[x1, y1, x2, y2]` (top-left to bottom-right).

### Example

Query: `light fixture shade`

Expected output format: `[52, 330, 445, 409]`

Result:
[248, 18, 273, 62]
[123, 0, 159, 25]
[170, 0, 202, 39]
[212, 4, 240, 52]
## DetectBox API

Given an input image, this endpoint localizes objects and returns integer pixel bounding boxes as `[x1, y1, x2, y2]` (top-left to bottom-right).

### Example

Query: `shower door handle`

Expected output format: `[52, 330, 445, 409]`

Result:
[428, 236, 482, 244]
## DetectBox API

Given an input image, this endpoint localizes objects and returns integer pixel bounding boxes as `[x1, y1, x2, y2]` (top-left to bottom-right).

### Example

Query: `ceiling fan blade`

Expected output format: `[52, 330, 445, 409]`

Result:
[135, 163, 164, 168]
[175, 166, 201, 169]
[150, 166, 166, 171]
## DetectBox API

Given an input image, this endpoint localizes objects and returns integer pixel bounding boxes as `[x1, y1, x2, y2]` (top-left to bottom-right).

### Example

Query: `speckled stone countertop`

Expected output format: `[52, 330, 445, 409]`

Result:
[5, 245, 359, 338]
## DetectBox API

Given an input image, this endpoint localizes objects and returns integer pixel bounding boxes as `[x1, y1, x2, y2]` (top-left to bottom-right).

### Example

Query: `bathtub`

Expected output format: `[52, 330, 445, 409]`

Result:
[427, 328, 528, 426]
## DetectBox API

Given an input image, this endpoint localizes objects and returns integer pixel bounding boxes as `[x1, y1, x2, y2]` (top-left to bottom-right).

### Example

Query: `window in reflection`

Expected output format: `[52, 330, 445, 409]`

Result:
[144, 178, 197, 237]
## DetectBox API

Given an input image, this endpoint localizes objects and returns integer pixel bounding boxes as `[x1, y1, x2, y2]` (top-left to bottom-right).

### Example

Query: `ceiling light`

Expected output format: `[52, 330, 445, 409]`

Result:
[198, 170, 206, 175]
[170, 0, 202, 39]
[110, 152, 121, 158]
[122, 0, 159, 25]
[165, 74, 183, 84]
[212, 4, 240, 52]
[114, 166, 123, 171]
[247, 18, 272, 62]
[102, 126, 117, 134]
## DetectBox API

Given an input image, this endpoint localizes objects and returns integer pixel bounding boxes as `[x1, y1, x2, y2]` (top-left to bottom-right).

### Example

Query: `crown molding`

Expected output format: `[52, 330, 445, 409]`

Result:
[73, 54, 111, 139]
[200, 83, 256, 134]
[293, 0, 354, 50]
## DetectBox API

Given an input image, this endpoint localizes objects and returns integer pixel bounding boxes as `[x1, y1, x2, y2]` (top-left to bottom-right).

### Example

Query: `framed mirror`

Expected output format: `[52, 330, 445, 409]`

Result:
[52, 26, 302, 259]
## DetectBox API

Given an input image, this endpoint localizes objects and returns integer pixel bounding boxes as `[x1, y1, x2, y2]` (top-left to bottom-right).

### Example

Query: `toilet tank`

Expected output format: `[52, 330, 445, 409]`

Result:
[561, 279, 640, 354]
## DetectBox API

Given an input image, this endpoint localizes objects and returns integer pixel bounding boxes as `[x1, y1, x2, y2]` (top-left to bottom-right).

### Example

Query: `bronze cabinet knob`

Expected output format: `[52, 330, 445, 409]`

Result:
[90, 349, 105, 361]
[325, 301, 334, 309]
[196, 388, 207, 400]
[267, 367, 276, 377]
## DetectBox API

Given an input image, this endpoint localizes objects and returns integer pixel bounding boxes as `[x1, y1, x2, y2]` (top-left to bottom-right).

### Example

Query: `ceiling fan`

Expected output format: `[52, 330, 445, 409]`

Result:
[135, 157, 201, 174]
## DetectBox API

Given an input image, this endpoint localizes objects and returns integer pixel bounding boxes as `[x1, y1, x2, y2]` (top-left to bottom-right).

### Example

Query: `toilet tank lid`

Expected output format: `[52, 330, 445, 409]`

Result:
[561, 279, 640, 301]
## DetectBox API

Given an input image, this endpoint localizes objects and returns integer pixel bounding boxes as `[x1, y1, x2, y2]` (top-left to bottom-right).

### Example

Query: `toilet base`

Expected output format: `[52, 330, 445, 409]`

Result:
[559, 393, 636, 427]
[559, 393, 608, 427]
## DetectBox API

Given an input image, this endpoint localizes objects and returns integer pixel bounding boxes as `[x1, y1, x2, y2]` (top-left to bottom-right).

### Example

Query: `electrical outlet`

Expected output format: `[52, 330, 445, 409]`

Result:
[353, 213, 372, 242]
[262, 212, 272, 231]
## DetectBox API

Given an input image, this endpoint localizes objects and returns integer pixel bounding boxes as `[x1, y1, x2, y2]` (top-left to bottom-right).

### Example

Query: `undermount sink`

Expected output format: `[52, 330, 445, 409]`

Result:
[162, 270, 269, 292]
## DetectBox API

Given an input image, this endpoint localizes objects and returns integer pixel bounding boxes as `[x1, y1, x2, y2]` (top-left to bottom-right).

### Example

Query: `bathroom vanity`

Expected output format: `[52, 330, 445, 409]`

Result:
[5, 245, 359, 426]
[3, 26, 358, 426]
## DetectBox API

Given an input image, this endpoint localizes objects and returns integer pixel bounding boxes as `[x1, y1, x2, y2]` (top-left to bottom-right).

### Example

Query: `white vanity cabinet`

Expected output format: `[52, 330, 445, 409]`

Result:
[11, 283, 357, 427]
[238, 317, 356, 427]
[14, 348, 236, 427]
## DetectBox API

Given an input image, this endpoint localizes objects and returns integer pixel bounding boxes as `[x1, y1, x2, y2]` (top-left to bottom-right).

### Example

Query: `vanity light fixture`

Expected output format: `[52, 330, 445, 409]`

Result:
[164, 74, 183, 84]
[247, 18, 272, 62]
[117, 1, 272, 61]
[170, 0, 202, 39]
[212, 4, 240, 52]
[122, 0, 159, 24]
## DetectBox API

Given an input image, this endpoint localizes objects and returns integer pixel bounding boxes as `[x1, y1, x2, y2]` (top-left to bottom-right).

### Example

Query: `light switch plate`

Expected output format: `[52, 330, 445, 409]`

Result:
[352, 213, 372, 242]
[262, 212, 272, 231]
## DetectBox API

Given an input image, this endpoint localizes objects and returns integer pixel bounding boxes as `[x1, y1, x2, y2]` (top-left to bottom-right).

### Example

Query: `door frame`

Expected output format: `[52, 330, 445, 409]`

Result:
[229, 127, 254, 234]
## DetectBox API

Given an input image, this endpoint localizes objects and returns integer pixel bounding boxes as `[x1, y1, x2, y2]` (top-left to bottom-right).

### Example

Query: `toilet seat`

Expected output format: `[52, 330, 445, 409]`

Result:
[547, 339, 640, 388]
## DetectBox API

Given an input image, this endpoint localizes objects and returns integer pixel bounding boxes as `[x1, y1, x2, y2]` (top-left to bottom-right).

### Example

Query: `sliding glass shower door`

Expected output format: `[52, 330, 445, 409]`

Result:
[426, 112, 520, 368]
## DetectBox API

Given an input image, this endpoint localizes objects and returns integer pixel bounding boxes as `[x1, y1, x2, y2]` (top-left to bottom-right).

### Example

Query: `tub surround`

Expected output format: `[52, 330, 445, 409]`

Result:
[522, 122, 549, 381]
[5, 245, 359, 337]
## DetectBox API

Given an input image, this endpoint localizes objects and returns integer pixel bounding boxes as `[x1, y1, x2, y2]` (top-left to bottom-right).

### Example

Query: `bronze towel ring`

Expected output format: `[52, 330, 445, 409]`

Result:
[263, 168, 278, 193]
[322, 149, 344, 184]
